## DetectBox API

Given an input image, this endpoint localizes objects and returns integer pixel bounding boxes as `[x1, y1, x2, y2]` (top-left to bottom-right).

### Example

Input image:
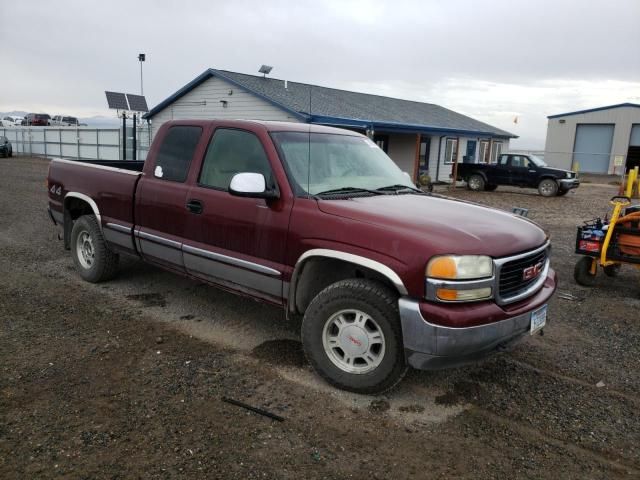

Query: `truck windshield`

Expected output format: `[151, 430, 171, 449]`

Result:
[271, 132, 415, 195]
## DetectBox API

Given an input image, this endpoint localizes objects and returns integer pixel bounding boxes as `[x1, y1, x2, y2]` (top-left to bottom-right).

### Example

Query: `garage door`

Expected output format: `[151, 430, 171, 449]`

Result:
[573, 124, 614, 173]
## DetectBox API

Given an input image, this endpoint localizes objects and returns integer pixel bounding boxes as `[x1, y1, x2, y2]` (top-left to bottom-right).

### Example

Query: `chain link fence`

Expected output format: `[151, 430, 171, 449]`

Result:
[0, 125, 151, 161]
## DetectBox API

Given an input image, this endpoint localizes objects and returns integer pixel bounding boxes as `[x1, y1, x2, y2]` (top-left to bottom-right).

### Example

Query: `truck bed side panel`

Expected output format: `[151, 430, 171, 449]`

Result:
[48, 159, 142, 253]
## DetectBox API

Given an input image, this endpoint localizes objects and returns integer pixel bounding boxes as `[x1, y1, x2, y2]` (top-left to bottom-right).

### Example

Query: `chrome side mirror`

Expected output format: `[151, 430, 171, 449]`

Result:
[229, 172, 279, 199]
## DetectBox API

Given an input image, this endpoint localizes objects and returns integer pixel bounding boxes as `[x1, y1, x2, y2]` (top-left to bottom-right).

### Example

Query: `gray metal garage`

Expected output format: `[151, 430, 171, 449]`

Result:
[544, 103, 640, 174]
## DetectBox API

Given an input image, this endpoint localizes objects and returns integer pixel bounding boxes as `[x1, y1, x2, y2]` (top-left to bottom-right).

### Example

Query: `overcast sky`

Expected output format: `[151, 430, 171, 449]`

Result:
[2, 0, 639, 148]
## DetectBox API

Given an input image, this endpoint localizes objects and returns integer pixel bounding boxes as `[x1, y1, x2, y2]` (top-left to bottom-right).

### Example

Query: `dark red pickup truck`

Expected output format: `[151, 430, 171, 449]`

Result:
[47, 120, 557, 393]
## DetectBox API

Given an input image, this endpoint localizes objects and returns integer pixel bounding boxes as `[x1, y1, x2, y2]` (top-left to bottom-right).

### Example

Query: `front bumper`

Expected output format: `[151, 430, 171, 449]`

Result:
[399, 268, 557, 370]
[559, 178, 580, 190]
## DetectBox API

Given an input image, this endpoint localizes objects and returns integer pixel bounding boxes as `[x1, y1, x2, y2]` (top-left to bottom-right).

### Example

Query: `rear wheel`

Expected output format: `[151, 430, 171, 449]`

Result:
[467, 174, 485, 191]
[603, 264, 621, 277]
[8, 148, 12, 157]
[538, 178, 558, 197]
[301, 279, 407, 394]
[70, 215, 119, 283]
[574, 256, 597, 286]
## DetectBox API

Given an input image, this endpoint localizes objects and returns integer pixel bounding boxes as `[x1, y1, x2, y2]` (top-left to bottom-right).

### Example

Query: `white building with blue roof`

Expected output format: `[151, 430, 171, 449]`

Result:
[144, 68, 516, 183]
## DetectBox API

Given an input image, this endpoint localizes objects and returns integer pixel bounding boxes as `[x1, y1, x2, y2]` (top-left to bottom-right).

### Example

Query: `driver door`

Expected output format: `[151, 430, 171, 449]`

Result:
[182, 127, 293, 303]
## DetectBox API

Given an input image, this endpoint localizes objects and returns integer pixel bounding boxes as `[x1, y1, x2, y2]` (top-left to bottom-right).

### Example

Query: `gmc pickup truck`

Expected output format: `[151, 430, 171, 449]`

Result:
[457, 153, 579, 197]
[47, 120, 557, 393]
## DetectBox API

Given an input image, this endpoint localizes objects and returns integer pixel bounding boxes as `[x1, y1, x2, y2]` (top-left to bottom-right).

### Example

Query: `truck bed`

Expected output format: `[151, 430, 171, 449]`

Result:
[48, 158, 143, 228]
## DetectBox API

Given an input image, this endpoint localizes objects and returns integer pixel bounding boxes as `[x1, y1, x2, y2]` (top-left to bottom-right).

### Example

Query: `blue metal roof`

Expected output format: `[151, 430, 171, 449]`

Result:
[145, 68, 517, 138]
[547, 103, 640, 119]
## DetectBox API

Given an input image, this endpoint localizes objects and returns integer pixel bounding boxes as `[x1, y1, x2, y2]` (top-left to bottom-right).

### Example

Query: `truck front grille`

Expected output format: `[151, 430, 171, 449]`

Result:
[497, 246, 549, 303]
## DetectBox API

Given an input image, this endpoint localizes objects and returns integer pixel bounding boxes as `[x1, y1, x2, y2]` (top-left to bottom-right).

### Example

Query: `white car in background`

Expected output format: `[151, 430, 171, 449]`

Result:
[2, 116, 23, 126]
[51, 115, 79, 126]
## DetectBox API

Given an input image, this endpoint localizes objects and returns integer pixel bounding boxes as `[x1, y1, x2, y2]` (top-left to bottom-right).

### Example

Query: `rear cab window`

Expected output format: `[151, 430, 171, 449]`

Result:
[153, 126, 203, 182]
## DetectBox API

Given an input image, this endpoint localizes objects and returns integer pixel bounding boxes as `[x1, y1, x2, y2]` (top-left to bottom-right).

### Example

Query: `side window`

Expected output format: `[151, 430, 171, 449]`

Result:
[154, 126, 202, 182]
[498, 154, 509, 166]
[199, 129, 272, 190]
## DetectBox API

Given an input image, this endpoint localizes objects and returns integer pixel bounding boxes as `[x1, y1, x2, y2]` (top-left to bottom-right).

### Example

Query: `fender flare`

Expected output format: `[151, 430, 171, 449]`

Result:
[288, 249, 408, 312]
[64, 192, 102, 230]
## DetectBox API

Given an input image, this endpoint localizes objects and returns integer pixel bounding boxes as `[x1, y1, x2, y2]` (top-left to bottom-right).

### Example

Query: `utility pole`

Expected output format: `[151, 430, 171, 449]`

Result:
[138, 53, 146, 95]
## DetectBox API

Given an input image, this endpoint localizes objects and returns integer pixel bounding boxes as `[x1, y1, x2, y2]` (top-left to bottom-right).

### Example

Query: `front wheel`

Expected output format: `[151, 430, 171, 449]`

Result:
[70, 215, 119, 283]
[301, 279, 407, 394]
[467, 174, 485, 191]
[538, 179, 558, 197]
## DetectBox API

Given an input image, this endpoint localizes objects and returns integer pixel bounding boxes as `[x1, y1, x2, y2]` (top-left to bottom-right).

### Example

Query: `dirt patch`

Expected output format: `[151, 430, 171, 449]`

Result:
[2, 157, 640, 478]
[252, 339, 307, 368]
[125, 292, 167, 307]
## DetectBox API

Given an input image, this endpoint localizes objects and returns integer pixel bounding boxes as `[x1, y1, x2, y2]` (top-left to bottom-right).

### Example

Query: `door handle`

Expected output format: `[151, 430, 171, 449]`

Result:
[186, 199, 203, 214]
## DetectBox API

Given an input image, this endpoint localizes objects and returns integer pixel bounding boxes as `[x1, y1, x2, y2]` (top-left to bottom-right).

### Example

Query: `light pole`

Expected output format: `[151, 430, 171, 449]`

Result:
[138, 53, 146, 95]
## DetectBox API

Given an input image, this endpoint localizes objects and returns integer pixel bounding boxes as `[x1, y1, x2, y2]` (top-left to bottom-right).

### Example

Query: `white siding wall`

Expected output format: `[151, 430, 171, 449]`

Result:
[149, 76, 302, 138]
[544, 106, 640, 173]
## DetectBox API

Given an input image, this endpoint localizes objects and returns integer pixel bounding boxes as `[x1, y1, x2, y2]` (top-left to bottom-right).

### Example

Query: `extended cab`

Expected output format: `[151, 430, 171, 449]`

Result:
[47, 120, 557, 393]
[457, 153, 579, 196]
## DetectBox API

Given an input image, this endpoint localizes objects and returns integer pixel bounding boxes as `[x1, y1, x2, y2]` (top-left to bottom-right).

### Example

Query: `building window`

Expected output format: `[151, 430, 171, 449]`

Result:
[154, 126, 202, 182]
[490, 142, 503, 164]
[479, 140, 490, 163]
[444, 138, 458, 164]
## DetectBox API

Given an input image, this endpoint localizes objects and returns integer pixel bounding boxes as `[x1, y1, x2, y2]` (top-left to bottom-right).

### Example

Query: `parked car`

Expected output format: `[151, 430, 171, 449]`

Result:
[457, 153, 580, 197]
[0, 136, 12, 157]
[24, 113, 51, 126]
[47, 120, 557, 393]
[51, 115, 79, 126]
[2, 116, 23, 126]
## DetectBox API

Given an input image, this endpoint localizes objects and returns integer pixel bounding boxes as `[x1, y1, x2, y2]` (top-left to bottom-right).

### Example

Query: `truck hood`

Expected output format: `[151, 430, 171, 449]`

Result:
[317, 194, 547, 258]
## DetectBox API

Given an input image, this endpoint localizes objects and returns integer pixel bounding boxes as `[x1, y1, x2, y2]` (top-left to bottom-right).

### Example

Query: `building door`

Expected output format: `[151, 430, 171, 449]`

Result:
[627, 124, 640, 171]
[573, 124, 614, 173]
[419, 136, 430, 173]
[464, 140, 476, 163]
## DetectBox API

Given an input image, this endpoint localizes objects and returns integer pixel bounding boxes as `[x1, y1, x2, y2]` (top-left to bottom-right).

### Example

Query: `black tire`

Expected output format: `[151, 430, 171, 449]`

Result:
[485, 184, 498, 192]
[538, 178, 558, 197]
[574, 256, 597, 286]
[467, 174, 485, 191]
[8, 148, 12, 157]
[603, 264, 621, 277]
[301, 279, 407, 394]
[557, 189, 568, 196]
[70, 215, 119, 283]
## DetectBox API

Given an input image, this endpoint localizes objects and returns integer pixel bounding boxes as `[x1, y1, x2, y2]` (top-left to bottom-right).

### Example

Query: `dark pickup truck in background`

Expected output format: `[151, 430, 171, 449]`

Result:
[457, 153, 579, 197]
[47, 120, 557, 393]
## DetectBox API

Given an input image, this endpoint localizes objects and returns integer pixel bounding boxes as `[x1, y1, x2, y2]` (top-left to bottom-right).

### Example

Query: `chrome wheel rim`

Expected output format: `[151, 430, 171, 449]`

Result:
[469, 177, 481, 190]
[76, 230, 95, 269]
[322, 309, 385, 374]
[540, 181, 554, 195]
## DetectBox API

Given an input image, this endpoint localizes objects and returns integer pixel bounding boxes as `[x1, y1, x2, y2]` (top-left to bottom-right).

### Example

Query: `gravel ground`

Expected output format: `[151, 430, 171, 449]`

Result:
[1, 156, 639, 479]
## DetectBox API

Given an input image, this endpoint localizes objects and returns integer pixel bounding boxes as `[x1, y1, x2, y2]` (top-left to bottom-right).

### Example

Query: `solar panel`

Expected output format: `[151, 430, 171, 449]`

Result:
[126, 94, 149, 112]
[105, 91, 129, 110]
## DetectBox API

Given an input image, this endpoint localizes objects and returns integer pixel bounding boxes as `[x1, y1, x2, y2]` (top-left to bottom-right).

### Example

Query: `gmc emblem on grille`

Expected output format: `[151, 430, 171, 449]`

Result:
[522, 261, 544, 281]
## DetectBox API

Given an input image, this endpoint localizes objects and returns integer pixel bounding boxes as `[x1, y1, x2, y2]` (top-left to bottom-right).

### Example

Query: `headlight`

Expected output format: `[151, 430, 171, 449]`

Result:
[426, 255, 493, 280]
[566, 172, 572, 178]
[426, 255, 494, 302]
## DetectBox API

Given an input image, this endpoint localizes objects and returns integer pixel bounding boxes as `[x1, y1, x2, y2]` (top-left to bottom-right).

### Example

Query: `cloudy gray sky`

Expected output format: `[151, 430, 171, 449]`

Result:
[2, 0, 639, 148]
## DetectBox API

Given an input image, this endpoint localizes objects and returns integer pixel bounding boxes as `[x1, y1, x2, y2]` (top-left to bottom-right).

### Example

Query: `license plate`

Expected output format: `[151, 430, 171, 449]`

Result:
[530, 305, 547, 334]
